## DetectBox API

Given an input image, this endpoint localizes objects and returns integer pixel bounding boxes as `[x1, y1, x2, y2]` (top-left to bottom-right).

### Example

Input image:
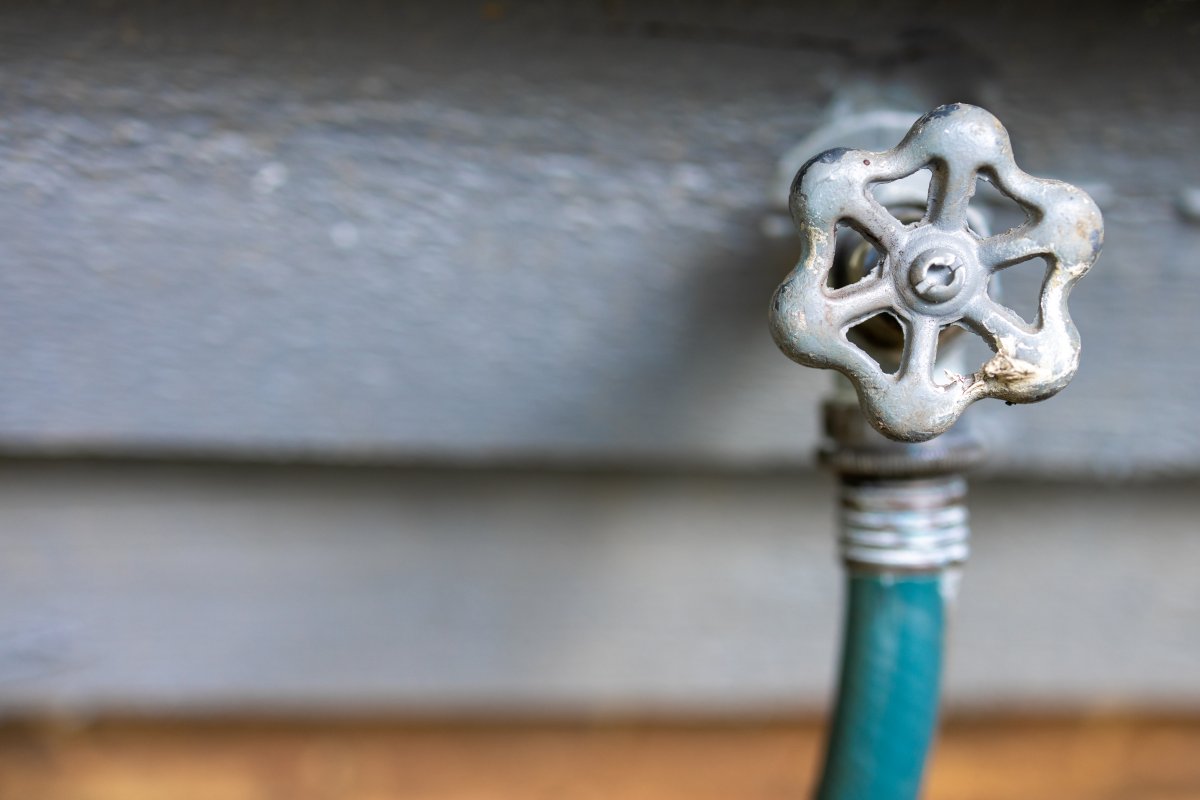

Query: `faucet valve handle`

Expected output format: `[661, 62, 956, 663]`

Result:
[769, 103, 1104, 442]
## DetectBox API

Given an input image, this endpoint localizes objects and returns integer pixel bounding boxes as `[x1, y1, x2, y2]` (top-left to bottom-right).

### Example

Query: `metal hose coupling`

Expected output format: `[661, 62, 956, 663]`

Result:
[839, 476, 969, 570]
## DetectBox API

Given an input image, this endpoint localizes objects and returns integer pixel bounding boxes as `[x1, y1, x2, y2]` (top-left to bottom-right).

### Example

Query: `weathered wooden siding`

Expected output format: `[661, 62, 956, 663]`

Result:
[0, 2, 1197, 474]
[1, 462, 1197, 713]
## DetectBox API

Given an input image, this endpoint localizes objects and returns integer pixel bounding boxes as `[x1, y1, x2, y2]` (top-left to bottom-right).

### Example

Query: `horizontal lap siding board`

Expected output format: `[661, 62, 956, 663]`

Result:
[0, 2, 1196, 475]
[1, 461, 1198, 712]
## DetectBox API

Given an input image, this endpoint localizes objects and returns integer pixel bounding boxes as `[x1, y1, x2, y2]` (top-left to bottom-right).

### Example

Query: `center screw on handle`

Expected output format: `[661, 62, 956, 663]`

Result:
[908, 248, 964, 303]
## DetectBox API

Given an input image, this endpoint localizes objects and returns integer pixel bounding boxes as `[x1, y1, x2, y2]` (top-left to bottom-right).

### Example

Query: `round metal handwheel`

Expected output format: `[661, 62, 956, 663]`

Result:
[769, 103, 1104, 442]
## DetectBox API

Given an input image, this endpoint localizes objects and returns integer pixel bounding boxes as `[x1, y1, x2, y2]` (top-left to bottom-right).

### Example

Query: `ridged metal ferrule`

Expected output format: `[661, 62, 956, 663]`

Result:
[839, 476, 969, 570]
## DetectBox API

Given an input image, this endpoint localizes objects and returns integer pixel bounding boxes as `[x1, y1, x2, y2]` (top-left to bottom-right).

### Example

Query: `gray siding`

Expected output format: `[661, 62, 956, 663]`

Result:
[1, 462, 1197, 713]
[0, 3, 1197, 474]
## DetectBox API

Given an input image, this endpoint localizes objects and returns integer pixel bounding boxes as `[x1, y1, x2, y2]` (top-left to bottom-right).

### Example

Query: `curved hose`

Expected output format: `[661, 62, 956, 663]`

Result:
[815, 569, 948, 800]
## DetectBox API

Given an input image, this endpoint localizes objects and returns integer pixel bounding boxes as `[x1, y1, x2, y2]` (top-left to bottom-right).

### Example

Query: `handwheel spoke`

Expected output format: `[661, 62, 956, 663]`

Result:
[964, 296, 1036, 350]
[827, 277, 895, 330]
[927, 163, 976, 232]
[845, 195, 906, 253]
[898, 315, 940, 385]
[979, 227, 1053, 271]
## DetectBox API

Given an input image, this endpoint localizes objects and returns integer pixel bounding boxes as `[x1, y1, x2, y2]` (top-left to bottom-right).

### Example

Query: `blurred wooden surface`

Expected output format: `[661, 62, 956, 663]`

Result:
[1, 716, 1198, 800]
[6, 464, 1200, 711]
[2, 2, 1199, 476]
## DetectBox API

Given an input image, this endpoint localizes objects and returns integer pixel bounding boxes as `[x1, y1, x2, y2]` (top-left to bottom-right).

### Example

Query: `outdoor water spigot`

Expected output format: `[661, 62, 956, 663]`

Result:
[769, 103, 1104, 442]
[771, 103, 1106, 800]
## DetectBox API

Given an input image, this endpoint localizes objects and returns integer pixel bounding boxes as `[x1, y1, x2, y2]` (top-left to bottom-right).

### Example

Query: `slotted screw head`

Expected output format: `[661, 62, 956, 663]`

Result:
[769, 103, 1104, 443]
[908, 248, 964, 303]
